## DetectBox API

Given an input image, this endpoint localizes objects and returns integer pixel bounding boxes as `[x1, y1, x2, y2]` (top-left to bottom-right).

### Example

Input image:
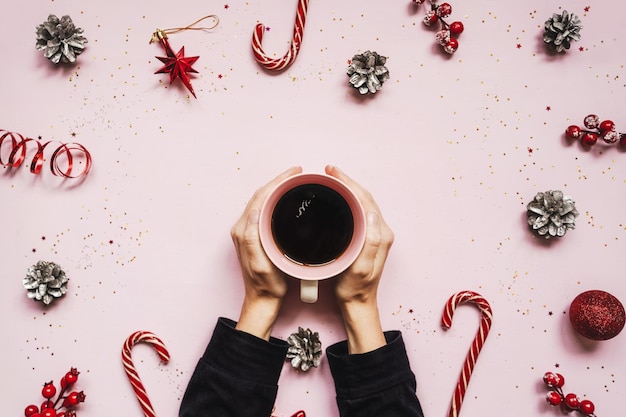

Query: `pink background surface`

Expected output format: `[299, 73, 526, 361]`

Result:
[2, 1, 624, 416]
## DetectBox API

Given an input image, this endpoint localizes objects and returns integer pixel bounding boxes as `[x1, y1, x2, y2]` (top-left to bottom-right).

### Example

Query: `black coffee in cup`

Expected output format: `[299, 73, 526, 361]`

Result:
[271, 184, 354, 266]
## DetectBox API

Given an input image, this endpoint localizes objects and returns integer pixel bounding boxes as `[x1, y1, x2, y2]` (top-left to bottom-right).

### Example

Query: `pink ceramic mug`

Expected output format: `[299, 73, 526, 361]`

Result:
[259, 173, 366, 303]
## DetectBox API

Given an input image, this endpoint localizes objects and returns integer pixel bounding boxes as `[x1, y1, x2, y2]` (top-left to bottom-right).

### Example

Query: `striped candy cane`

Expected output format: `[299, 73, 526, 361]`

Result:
[122, 331, 170, 417]
[251, 0, 309, 70]
[442, 291, 493, 417]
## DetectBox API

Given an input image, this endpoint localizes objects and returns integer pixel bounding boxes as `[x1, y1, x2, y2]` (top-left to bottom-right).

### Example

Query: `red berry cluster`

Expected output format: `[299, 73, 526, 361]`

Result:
[412, 0, 464, 54]
[543, 372, 596, 417]
[565, 114, 626, 147]
[24, 368, 86, 417]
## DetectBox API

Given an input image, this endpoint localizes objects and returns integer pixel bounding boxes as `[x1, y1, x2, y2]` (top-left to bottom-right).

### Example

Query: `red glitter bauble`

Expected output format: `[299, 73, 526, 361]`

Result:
[569, 290, 625, 340]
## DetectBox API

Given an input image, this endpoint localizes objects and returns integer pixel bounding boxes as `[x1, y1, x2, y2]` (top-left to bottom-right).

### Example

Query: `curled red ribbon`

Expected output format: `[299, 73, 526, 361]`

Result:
[0, 129, 91, 178]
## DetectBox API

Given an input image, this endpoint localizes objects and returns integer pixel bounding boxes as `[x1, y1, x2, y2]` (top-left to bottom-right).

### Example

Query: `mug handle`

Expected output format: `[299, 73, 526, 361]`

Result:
[300, 280, 318, 303]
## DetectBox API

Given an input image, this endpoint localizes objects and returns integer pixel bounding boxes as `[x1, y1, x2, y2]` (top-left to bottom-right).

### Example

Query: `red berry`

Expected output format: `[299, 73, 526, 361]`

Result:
[445, 38, 459, 53]
[564, 393, 580, 409]
[41, 409, 56, 417]
[581, 132, 598, 146]
[599, 119, 615, 133]
[42, 382, 56, 399]
[579, 399, 595, 414]
[546, 391, 562, 406]
[543, 372, 565, 387]
[61, 368, 80, 389]
[554, 373, 565, 387]
[565, 125, 582, 139]
[543, 372, 557, 386]
[57, 413, 66, 417]
[584, 114, 600, 129]
[62, 391, 86, 408]
[602, 129, 619, 144]
[437, 3, 453, 17]
[41, 401, 54, 412]
[423, 10, 438, 25]
[449, 21, 464, 35]
[25, 405, 39, 417]
[621, 134, 626, 147]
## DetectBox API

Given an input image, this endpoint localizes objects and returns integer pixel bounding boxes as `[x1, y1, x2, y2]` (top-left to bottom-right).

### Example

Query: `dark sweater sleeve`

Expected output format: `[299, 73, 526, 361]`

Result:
[326, 331, 425, 417]
[179, 317, 289, 417]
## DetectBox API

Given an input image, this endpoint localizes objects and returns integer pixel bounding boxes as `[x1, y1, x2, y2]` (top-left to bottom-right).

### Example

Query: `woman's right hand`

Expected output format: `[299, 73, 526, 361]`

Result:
[325, 165, 394, 353]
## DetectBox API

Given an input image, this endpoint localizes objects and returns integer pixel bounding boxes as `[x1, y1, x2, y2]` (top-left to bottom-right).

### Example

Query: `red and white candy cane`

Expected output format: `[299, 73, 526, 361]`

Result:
[251, 0, 309, 70]
[442, 291, 493, 417]
[122, 331, 170, 417]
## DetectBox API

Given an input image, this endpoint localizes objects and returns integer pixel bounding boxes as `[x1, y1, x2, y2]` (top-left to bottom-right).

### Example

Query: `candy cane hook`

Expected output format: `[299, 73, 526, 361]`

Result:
[122, 331, 170, 417]
[251, 0, 309, 70]
[442, 291, 493, 417]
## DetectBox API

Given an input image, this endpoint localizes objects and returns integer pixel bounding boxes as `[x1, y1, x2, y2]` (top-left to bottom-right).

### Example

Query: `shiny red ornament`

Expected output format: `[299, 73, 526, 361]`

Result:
[569, 290, 625, 340]
[153, 30, 199, 98]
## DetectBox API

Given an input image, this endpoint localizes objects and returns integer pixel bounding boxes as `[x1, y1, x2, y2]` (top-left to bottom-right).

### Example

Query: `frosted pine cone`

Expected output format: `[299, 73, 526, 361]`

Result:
[286, 327, 322, 372]
[527, 190, 579, 239]
[23, 261, 69, 305]
[36, 14, 87, 64]
[543, 10, 582, 52]
[347, 51, 390, 95]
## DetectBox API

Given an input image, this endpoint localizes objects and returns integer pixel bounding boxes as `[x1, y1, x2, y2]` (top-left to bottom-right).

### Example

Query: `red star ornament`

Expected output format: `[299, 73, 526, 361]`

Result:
[154, 32, 199, 98]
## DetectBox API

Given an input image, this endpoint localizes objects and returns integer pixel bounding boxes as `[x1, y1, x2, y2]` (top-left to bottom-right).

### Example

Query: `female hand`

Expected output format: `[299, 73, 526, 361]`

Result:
[231, 166, 303, 340]
[325, 165, 394, 353]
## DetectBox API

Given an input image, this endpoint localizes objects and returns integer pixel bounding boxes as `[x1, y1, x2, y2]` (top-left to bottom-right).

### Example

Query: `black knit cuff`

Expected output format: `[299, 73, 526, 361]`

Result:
[326, 331, 415, 398]
[201, 317, 289, 386]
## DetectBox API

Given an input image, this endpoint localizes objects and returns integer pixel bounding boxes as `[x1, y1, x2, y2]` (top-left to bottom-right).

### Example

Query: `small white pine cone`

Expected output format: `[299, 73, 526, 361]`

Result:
[527, 190, 579, 239]
[286, 327, 322, 372]
[347, 51, 390, 95]
[543, 10, 582, 52]
[35, 14, 87, 64]
[23, 261, 69, 305]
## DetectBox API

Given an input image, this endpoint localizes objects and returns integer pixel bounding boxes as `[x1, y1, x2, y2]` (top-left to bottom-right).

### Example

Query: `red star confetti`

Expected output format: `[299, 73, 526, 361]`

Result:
[516, 43, 522, 49]
[546, 106, 551, 111]
[584, 6, 590, 12]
